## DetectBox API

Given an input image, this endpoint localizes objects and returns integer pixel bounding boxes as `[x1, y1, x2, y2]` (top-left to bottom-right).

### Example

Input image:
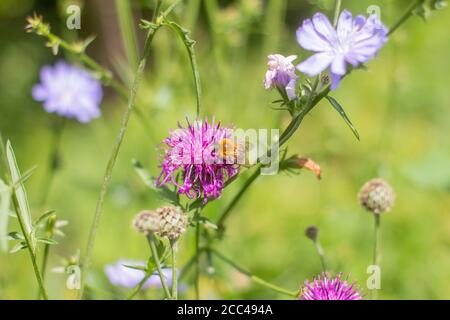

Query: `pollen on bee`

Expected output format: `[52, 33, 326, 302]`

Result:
[217, 138, 244, 164]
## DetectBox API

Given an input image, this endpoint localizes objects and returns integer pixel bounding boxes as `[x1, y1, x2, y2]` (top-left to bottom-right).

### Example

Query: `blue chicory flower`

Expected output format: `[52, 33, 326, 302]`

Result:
[32, 60, 103, 123]
[104, 260, 173, 289]
[296, 10, 388, 89]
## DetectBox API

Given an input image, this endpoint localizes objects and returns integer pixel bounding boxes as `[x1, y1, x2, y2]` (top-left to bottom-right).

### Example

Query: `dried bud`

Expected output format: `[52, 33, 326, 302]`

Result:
[305, 226, 319, 241]
[358, 178, 395, 214]
[282, 156, 322, 180]
[156, 207, 188, 241]
[132, 210, 160, 235]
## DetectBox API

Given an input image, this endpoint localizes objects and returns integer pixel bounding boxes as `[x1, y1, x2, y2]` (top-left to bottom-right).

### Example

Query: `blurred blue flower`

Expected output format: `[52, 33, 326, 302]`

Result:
[296, 10, 388, 89]
[32, 60, 103, 123]
[264, 54, 298, 101]
[104, 260, 173, 289]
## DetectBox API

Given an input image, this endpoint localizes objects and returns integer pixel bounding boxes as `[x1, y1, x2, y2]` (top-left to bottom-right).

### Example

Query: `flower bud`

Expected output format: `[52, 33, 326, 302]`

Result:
[156, 206, 188, 241]
[305, 226, 319, 241]
[358, 178, 395, 214]
[132, 210, 160, 235]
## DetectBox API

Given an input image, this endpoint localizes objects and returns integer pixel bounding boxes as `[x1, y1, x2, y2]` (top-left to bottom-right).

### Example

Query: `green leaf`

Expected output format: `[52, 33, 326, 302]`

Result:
[7, 231, 24, 240]
[194, 215, 218, 230]
[162, 19, 202, 115]
[123, 264, 147, 272]
[34, 210, 56, 227]
[0, 179, 11, 252]
[326, 96, 360, 141]
[5, 141, 36, 251]
[11, 166, 37, 189]
[9, 241, 27, 254]
[37, 238, 58, 245]
[132, 160, 180, 205]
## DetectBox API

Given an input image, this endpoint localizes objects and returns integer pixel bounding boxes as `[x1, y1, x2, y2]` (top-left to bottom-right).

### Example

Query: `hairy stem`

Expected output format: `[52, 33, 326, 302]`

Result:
[387, 0, 424, 37]
[148, 235, 172, 299]
[372, 214, 381, 300]
[333, 0, 342, 27]
[11, 193, 48, 300]
[170, 240, 178, 299]
[194, 210, 201, 299]
[78, 2, 166, 299]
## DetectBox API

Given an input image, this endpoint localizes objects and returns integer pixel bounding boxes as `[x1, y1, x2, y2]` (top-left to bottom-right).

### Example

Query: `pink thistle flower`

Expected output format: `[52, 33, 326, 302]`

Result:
[156, 118, 240, 204]
[301, 273, 362, 300]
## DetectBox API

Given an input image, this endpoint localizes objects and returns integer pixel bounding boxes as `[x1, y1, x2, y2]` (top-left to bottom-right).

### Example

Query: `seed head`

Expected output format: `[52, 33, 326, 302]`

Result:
[156, 206, 188, 241]
[358, 178, 395, 214]
[132, 210, 160, 235]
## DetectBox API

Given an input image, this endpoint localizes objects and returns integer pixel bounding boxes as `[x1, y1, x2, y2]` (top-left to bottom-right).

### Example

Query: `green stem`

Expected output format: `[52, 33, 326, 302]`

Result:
[211, 249, 298, 297]
[333, 0, 342, 27]
[387, 0, 424, 37]
[216, 167, 261, 233]
[11, 193, 48, 300]
[127, 272, 152, 300]
[148, 235, 172, 299]
[313, 240, 327, 273]
[178, 246, 205, 281]
[194, 210, 200, 300]
[372, 214, 381, 300]
[170, 240, 178, 299]
[78, 3, 166, 300]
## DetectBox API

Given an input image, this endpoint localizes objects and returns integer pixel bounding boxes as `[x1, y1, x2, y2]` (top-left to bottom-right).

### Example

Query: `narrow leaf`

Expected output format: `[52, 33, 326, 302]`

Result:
[132, 160, 180, 205]
[123, 264, 147, 272]
[37, 238, 58, 245]
[0, 179, 11, 251]
[162, 19, 202, 115]
[34, 210, 56, 227]
[326, 96, 360, 140]
[5, 141, 35, 251]
[9, 241, 27, 254]
[7, 231, 24, 241]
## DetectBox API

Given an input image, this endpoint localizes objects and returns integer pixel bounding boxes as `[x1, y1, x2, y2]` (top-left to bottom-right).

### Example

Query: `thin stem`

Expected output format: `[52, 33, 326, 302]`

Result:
[179, 246, 205, 281]
[194, 210, 200, 300]
[11, 193, 48, 300]
[148, 235, 172, 299]
[333, 0, 342, 27]
[211, 249, 298, 297]
[170, 240, 178, 299]
[216, 167, 261, 233]
[127, 272, 152, 300]
[372, 214, 381, 299]
[387, 0, 424, 37]
[313, 240, 327, 273]
[78, 4, 164, 300]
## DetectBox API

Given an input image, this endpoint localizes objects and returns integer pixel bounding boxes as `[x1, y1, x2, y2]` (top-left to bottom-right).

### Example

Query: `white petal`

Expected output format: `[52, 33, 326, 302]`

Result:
[297, 52, 335, 77]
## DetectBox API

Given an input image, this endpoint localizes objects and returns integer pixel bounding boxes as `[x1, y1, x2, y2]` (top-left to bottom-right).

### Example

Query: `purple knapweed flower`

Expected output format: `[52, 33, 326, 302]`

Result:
[156, 118, 240, 204]
[301, 273, 362, 300]
[296, 10, 388, 89]
[104, 260, 173, 289]
[264, 54, 298, 101]
[32, 60, 103, 123]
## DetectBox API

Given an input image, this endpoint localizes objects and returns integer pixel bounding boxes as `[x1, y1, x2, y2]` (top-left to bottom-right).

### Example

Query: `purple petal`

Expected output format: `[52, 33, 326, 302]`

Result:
[330, 55, 346, 76]
[312, 13, 337, 43]
[297, 52, 334, 76]
[330, 72, 342, 90]
[296, 19, 332, 52]
[337, 10, 353, 39]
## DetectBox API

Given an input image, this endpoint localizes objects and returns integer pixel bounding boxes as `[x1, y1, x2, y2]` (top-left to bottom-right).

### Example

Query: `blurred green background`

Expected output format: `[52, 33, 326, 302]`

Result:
[0, 0, 449, 299]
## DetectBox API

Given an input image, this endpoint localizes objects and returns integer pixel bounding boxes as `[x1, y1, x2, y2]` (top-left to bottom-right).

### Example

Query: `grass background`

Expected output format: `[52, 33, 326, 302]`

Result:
[0, 0, 449, 299]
